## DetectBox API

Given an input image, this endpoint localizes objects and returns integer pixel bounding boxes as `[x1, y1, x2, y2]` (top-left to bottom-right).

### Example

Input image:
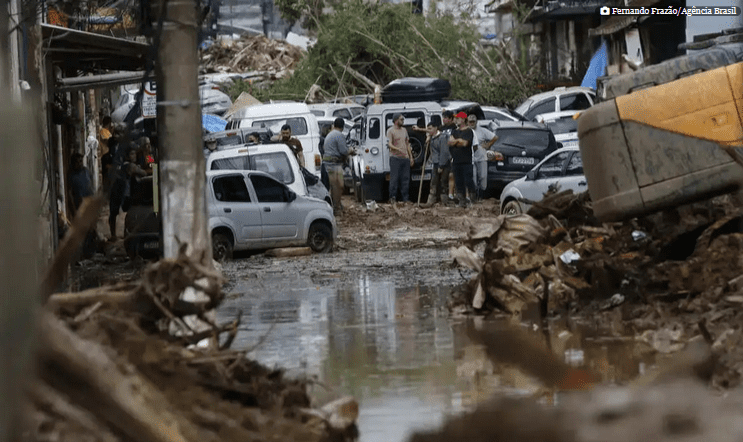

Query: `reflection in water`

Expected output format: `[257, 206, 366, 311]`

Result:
[218, 274, 654, 442]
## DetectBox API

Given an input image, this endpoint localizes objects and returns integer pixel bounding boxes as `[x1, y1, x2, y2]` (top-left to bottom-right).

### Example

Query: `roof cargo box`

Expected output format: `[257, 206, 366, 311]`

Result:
[381, 77, 451, 103]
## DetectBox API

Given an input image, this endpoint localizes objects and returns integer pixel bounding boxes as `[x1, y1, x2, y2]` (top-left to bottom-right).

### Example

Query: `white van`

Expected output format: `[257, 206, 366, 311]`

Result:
[226, 103, 322, 178]
[206, 143, 331, 206]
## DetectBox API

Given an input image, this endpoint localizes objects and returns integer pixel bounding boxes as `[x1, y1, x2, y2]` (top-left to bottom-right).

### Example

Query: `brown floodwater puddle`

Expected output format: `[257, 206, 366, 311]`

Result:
[217, 275, 657, 442]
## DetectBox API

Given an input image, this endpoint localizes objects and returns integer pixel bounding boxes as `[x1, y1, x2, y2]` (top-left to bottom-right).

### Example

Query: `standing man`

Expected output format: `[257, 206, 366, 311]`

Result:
[440, 110, 457, 204]
[448, 112, 476, 208]
[386, 113, 414, 204]
[323, 118, 350, 214]
[274, 124, 305, 168]
[421, 122, 451, 207]
[467, 114, 497, 202]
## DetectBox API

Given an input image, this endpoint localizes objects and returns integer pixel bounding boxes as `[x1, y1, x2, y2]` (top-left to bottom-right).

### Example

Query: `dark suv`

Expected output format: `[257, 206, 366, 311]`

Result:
[486, 121, 559, 198]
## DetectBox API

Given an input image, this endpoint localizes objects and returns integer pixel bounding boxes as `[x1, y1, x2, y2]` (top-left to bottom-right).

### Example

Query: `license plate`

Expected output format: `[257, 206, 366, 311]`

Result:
[143, 241, 159, 250]
[511, 157, 536, 165]
[412, 173, 431, 181]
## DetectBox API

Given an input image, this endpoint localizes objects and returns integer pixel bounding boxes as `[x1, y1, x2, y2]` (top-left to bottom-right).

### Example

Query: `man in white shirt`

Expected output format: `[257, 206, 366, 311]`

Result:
[467, 114, 497, 202]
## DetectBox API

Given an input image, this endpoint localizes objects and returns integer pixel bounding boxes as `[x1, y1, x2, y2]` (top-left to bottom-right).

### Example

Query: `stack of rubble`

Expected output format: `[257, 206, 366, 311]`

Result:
[200, 35, 305, 81]
[28, 246, 359, 442]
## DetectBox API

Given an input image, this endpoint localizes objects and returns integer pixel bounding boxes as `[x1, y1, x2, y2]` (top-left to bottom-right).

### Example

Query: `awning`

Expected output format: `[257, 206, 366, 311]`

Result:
[41, 24, 149, 72]
[56, 71, 154, 92]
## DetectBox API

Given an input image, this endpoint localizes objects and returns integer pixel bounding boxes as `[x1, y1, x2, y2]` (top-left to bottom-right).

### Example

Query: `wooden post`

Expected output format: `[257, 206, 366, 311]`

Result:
[0, 1, 40, 440]
[156, 0, 211, 263]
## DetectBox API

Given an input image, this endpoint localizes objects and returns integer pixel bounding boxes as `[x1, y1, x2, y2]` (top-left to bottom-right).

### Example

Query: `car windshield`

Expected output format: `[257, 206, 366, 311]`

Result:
[251, 117, 309, 136]
[544, 118, 578, 136]
[494, 128, 551, 149]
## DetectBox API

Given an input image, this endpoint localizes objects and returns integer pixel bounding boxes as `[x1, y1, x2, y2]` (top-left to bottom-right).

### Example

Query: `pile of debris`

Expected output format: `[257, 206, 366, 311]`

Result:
[27, 245, 359, 442]
[451, 189, 743, 388]
[200, 35, 305, 81]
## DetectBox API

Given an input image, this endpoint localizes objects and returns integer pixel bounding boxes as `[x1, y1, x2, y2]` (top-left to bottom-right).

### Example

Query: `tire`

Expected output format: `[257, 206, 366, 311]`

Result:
[307, 222, 333, 253]
[502, 199, 523, 216]
[212, 233, 233, 261]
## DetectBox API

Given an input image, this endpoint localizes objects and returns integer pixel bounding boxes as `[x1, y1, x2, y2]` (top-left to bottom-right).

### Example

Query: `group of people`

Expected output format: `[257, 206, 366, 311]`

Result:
[390, 110, 497, 208]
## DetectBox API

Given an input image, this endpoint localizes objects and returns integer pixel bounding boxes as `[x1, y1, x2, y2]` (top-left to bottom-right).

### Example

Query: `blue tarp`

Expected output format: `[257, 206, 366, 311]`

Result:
[202, 114, 227, 133]
[581, 40, 608, 90]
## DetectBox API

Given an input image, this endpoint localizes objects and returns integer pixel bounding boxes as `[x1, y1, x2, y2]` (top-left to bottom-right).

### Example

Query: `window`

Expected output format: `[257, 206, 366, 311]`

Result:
[385, 111, 424, 132]
[493, 129, 551, 150]
[524, 98, 556, 120]
[536, 151, 571, 178]
[310, 110, 324, 117]
[249, 152, 295, 185]
[212, 175, 251, 202]
[333, 109, 352, 120]
[251, 175, 289, 203]
[216, 134, 242, 147]
[545, 117, 578, 136]
[211, 154, 250, 170]
[566, 152, 583, 176]
[560, 93, 591, 111]
[251, 117, 308, 136]
[369, 117, 380, 139]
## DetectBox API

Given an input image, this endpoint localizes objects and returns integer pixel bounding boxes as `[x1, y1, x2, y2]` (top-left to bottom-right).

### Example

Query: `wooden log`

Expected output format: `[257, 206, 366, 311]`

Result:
[37, 312, 205, 442]
[47, 286, 134, 310]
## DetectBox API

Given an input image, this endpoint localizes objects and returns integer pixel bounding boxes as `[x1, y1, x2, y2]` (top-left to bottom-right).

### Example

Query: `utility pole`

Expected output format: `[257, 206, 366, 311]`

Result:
[156, 0, 211, 262]
[0, 0, 40, 439]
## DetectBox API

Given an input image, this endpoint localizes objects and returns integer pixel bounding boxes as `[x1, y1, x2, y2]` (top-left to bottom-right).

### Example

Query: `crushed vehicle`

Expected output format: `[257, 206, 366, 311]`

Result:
[206, 143, 332, 205]
[356, 101, 443, 201]
[225, 102, 323, 178]
[515, 86, 596, 121]
[207, 170, 337, 260]
[579, 28, 743, 222]
[536, 111, 580, 148]
[485, 121, 560, 198]
[499, 146, 586, 215]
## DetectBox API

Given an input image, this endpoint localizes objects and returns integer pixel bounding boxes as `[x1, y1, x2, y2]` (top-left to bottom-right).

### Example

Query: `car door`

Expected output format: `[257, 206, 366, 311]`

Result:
[210, 174, 262, 246]
[250, 174, 302, 242]
[556, 151, 588, 194]
[518, 150, 573, 202]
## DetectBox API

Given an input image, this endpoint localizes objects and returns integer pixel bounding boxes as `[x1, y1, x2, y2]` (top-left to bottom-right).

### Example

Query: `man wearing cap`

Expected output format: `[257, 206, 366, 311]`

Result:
[323, 117, 350, 214]
[386, 113, 414, 204]
[448, 112, 476, 208]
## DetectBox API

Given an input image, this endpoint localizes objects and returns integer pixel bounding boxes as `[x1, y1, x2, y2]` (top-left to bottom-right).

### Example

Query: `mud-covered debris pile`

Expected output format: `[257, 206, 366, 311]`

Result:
[200, 35, 305, 79]
[31, 248, 358, 442]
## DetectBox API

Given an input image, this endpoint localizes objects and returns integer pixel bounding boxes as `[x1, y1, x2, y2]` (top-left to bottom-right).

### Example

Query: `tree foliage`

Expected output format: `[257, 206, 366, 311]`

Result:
[233, 0, 539, 107]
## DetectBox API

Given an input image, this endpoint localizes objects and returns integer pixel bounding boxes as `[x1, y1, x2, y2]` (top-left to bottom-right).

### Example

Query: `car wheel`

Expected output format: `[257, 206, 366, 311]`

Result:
[502, 199, 523, 216]
[307, 222, 333, 253]
[212, 233, 233, 261]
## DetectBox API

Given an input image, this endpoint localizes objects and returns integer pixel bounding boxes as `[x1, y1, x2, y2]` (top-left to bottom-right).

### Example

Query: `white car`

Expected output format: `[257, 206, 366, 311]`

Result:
[535, 111, 580, 148]
[499, 146, 587, 215]
[481, 106, 526, 125]
[515, 87, 596, 121]
[206, 143, 332, 206]
[206, 170, 337, 259]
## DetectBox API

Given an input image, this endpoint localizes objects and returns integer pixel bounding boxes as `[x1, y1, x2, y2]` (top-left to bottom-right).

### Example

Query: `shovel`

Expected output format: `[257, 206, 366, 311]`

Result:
[416, 140, 431, 207]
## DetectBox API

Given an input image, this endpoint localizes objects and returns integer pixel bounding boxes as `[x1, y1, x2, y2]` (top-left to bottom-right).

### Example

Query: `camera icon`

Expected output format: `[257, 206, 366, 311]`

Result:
[600, 6, 611, 15]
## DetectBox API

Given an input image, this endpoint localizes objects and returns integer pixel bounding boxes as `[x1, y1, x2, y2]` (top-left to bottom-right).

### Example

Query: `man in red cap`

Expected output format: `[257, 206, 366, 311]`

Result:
[447, 111, 476, 208]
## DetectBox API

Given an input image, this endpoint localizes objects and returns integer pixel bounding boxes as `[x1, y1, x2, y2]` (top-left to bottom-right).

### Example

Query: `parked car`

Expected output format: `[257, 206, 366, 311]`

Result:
[485, 121, 560, 198]
[536, 111, 580, 148]
[207, 170, 337, 259]
[499, 146, 586, 215]
[226, 103, 323, 178]
[309, 103, 365, 122]
[515, 86, 596, 121]
[206, 143, 332, 206]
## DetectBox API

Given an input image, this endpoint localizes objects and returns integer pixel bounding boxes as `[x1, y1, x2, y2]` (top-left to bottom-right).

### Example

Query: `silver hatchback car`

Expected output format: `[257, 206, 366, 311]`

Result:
[206, 170, 337, 259]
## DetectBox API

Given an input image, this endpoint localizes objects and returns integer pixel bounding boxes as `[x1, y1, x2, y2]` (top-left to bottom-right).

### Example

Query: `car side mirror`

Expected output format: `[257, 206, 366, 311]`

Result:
[526, 170, 537, 181]
[557, 142, 564, 148]
[286, 189, 297, 202]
